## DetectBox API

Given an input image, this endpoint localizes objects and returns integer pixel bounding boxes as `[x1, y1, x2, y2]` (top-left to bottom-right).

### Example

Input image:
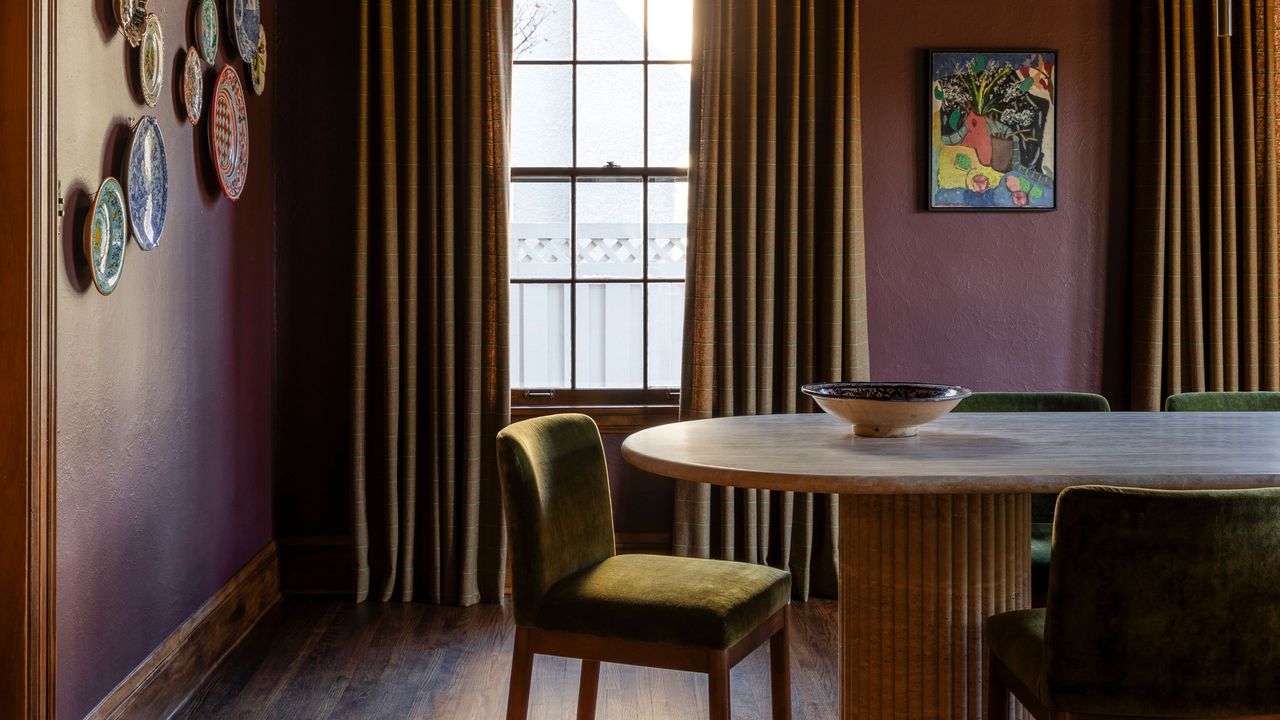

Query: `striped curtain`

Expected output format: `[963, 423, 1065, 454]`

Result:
[674, 0, 870, 599]
[351, 0, 512, 604]
[1131, 0, 1280, 409]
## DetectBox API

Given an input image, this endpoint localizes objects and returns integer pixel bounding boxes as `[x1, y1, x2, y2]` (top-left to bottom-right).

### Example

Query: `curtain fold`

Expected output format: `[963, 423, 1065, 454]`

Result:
[1131, 0, 1280, 409]
[675, 0, 870, 600]
[352, 0, 512, 604]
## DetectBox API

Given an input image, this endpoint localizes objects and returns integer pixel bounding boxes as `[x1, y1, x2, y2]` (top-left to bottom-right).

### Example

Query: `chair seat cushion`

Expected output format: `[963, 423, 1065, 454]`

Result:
[984, 608, 1047, 701]
[534, 554, 791, 650]
[1031, 522, 1052, 599]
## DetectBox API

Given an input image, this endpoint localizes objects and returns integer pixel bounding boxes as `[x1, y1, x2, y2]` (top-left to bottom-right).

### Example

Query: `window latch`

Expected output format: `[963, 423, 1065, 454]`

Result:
[525, 390, 556, 399]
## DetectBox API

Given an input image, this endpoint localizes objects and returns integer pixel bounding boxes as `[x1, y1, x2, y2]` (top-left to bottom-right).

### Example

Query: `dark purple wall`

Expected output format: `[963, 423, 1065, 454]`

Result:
[861, 1, 1133, 402]
[55, 3, 276, 718]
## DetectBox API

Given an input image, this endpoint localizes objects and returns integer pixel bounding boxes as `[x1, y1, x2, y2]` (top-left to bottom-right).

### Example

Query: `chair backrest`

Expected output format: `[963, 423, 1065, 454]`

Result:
[496, 413, 616, 626]
[1164, 391, 1280, 412]
[953, 391, 1111, 413]
[1043, 485, 1280, 716]
[954, 392, 1111, 522]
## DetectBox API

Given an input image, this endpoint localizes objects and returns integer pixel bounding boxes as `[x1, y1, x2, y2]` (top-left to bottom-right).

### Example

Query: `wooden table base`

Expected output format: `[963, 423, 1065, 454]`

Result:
[839, 494, 1030, 720]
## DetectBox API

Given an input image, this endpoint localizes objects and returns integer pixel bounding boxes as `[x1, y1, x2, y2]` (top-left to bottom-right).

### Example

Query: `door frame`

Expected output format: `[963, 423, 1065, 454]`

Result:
[1, 0, 57, 715]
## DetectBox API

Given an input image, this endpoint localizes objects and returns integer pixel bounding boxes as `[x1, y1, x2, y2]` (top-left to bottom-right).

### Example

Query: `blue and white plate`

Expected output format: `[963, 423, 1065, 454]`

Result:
[229, 0, 261, 64]
[86, 177, 128, 295]
[126, 116, 169, 251]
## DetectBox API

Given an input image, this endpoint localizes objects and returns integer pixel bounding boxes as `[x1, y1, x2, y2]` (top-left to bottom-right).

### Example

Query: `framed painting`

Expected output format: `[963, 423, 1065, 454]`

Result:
[928, 49, 1057, 211]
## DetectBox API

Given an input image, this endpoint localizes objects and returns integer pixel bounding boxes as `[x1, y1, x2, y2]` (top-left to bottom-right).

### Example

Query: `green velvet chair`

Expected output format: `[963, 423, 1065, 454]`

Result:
[1165, 391, 1280, 412]
[496, 413, 793, 720]
[984, 485, 1280, 720]
[953, 391, 1111, 605]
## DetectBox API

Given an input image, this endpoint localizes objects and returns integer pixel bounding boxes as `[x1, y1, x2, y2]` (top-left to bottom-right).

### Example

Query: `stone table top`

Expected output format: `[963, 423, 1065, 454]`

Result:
[620, 411, 1280, 494]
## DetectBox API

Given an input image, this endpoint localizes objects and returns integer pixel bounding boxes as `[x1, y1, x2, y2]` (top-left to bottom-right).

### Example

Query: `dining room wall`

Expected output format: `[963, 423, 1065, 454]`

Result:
[861, 0, 1134, 404]
[271, 2, 1139, 583]
[54, 2, 276, 718]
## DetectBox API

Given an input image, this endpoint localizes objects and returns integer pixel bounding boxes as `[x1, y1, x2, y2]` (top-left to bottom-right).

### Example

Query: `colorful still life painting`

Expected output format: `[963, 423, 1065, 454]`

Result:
[929, 50, 1057, 210]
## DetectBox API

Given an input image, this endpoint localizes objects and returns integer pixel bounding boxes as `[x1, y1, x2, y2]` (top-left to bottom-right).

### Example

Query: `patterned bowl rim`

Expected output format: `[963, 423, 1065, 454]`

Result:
[801, 382, 973, 403]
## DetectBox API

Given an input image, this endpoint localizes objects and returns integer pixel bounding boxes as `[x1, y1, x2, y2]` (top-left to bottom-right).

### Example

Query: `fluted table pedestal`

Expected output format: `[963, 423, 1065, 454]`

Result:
[840, 494, 1029, 720]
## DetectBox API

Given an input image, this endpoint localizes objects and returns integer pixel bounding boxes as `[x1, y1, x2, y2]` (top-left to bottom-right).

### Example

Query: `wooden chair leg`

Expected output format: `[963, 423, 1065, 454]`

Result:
[576, 659, 600, 720]
[770, 607, 792, 720]
[708, 650, 731, 720]
[985, 651, 1009, 720]
[506, 627, 534, 720]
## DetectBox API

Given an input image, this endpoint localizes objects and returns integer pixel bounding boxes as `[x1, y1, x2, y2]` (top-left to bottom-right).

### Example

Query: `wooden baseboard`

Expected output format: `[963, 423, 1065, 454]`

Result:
[280, 533, 673, 597]
[278, 534, 353, 596]
[85, 541, 281, 720]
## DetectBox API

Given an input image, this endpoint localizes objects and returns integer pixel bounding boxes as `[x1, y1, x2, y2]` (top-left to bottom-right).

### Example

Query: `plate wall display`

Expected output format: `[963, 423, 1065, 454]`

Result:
[126, 116, 169, 250]
[229, 0, 261, 64]
[197, 0, 219, 65]
[116, 0, 148, 47]
[251, 26, 267, 95]
[86, 177, 128, 296]
[210, 65, 250, 200]
[183, 48, 204, 124]
[139, 13, 164, 107]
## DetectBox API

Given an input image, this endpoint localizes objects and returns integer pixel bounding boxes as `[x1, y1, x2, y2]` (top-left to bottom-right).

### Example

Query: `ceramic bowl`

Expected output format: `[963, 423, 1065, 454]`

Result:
[801, 381, 972, 438]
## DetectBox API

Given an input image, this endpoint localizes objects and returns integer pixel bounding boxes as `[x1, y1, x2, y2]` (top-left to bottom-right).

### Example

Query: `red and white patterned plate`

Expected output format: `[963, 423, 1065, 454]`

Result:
[210, 65, 250, 200]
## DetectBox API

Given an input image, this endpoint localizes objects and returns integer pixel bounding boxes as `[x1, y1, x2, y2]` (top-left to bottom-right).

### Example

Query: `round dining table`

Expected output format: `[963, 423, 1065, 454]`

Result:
[621, 411, 1280, 720]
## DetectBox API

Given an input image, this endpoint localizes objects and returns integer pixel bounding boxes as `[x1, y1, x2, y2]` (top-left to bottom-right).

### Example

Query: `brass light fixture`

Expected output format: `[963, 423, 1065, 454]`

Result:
[1215, 0, 1233, 37]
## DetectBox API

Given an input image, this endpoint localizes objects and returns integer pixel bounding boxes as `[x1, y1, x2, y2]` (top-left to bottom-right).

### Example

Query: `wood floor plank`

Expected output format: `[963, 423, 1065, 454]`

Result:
[183, 599, 839, 720]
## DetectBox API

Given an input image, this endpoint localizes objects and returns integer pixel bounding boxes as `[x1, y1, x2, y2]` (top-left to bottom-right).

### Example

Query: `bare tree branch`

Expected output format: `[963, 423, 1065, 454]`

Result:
[514, 1, 554, 60]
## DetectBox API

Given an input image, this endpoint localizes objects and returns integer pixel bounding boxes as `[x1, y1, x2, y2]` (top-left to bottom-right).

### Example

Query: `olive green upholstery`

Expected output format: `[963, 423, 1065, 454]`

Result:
[985, 486, 1280, 717]
[538, 554, 791, 649]
[496, 414, 791, 650]
[953, 391, 1111, 414]
[1164, 390, 1280, 412]
[953, 392, 1111, 600]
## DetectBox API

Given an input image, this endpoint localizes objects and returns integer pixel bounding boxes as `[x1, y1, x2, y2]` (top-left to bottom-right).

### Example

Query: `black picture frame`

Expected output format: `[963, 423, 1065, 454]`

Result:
[926, 48, 1059, 212]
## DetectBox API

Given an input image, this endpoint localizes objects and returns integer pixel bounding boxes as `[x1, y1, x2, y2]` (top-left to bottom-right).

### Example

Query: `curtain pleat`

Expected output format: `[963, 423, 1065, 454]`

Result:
[675, 0, 869, 600]
[1132, 0, 1280, 409]
[353, 0, 512, 605]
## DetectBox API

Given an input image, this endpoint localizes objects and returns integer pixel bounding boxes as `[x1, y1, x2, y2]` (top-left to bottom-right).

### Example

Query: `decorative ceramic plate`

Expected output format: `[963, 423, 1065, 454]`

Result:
[86, 177, 128, 296]
[183, 48, 204, 124]
[210, 65, 250, 200]
[197, 0, 219, 65]
[251, 26, 267, 95]
[126, 116, 169, 250]
[139, 13, 164, 108]
[116, 0, 148, 47]
[229, 0, 261, 64]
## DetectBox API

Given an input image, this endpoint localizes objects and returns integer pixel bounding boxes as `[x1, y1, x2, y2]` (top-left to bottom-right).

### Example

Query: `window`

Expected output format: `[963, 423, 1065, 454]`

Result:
[510, 0, 692, 404]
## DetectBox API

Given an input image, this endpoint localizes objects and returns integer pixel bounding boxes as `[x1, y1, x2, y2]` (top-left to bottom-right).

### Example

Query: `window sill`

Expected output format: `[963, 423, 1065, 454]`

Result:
[511, 402, 679, 433]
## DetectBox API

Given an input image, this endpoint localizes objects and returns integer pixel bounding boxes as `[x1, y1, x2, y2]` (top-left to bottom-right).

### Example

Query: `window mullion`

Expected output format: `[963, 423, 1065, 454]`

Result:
[569, 0, 579, 390]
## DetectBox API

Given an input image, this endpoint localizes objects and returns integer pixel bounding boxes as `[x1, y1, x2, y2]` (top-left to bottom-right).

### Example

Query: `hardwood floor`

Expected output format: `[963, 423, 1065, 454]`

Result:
[180, 598, 838, 720]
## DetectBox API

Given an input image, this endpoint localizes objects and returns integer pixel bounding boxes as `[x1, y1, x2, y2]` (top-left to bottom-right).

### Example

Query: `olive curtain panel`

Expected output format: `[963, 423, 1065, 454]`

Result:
[1131, 0, 1280, 409]
[352, 0, 512, 604]
[675, 0, 871, 599]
